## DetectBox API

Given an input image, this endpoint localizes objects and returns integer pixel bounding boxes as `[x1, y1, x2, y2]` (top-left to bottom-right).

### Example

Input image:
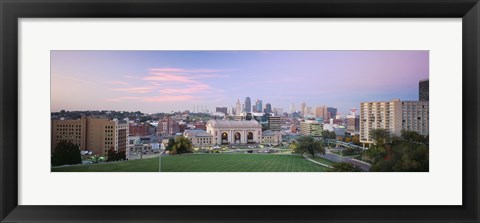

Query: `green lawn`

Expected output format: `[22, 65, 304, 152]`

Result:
[52, 154, 329, 172]
[52, 157, 160, 172]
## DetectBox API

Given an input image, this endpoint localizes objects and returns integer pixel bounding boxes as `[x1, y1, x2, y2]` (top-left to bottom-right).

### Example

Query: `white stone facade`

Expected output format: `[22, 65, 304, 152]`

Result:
[261, 130, 282, 145]
[184, 130, 214, 146]
[206, 120, 262, 145]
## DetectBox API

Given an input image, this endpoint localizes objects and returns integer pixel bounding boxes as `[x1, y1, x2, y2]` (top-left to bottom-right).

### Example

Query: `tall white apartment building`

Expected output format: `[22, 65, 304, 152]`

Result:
[360, 99, 402, 144]
[360, 99, 429, 144]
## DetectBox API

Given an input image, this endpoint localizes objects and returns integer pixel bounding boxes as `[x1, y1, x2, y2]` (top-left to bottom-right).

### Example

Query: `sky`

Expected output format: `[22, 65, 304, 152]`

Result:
[51, 51, 429, 115]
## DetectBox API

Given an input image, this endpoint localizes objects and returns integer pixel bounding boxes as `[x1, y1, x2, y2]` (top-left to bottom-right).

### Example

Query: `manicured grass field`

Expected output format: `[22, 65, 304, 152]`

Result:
[52, 157, 160, 172]
[52, 154, 329, 172]
[161, 154, 329, 172]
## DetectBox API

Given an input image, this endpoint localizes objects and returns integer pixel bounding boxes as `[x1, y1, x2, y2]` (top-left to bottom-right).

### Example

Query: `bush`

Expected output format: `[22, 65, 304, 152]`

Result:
[107, 147, 126, 162]
[329, 162, 362, 172]
[52, 140, 82, 166]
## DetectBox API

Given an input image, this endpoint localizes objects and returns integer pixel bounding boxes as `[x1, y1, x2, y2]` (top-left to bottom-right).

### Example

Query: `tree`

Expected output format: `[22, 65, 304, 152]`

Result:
[371, 128, 390, 145]
[321, 130, 336, 140]
[51, 140, 82, 166]
[289, 140, 298, 151]
[370, 141, 429, 172]
[401, 129, 417, 142]
[364, 145, 387, 164]
[352, 134, 360, 145]
[107, 146, 126, 162]
[329, 162, 362, 172]
[166, 138, 175, 151]
[400, 130, 428, 144]
[171, 136, 193, 155]
[294, 136, 325, 157]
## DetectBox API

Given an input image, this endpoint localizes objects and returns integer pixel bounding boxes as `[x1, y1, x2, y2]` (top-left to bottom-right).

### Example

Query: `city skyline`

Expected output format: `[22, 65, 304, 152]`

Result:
[51, 51, 429, 115]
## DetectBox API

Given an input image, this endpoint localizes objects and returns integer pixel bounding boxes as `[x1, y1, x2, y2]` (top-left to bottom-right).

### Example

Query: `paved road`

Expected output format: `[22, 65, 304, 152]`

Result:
[317, 152, 371, 172]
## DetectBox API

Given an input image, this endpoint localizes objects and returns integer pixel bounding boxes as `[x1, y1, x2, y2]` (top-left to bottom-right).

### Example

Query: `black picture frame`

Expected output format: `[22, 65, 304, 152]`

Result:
[1, 0, 479, 222]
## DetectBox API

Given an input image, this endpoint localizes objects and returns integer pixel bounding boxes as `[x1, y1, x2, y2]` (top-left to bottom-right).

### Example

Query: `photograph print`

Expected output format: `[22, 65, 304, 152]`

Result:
[50, 50, 429, 172]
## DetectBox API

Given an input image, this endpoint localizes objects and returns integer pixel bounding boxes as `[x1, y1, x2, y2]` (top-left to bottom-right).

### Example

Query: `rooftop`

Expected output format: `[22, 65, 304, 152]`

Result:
[184, 129, 213, 137]
[207, 119, 261, 128]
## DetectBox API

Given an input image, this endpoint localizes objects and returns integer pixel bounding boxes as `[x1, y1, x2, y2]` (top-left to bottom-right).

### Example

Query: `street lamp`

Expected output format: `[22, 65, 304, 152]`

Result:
[159, 142, 165, 172]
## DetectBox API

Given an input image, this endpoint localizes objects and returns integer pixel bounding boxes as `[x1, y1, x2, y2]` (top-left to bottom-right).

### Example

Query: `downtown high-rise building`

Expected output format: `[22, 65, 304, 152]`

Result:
[244, 97, 251, 113]
[273, 107, 284, 116]
[301, 102, 306, 116]
[235, 99, 242, 115]
[327, 107, 338, 119]
[289, 103, 296, 113]
[305, 106, 313, 117]
[346, 114, 360, 133]
[419, 79, 429, 101]
[264, 103, 272, 113]
[314, 105, 328, 120]
[216, 107, 228, 115]
[255, 99, 263, 113]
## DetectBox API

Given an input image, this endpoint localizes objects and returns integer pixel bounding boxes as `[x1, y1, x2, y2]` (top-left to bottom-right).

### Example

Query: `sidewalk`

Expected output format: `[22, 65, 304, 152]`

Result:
[302, 155, 333, 168]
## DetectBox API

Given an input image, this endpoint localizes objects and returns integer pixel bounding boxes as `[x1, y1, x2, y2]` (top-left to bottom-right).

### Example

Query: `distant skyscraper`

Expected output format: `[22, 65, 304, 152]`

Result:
[301, 103, 306, 116]
[314, 105, 328, 120]
[290, 103, 296, 113]
[244, 97, 251, 112]
[346, 115, 360, 133]
[327, 107, 337, 119]
[216, 107, 228, 115]
[273, 107, 284, 116]
[265, 103, 272, 113]
[235, 99, 242, 115]
[419, 79, 429, 101]
[255, 99, 262, 113]
[305, 107, 313, 117]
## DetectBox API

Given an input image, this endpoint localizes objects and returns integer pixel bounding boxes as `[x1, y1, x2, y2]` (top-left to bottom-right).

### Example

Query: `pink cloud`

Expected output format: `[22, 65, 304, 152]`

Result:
[143, 73, 195, 83]
[158, 83, 211, 94]
[107, 95, 197, 102]
[149, 68, 220, 73]
[110, 86, 155, 94]
[142, 95, 197, 102]
[143, 67, 226, 84]
[106, 67, 221, 103]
